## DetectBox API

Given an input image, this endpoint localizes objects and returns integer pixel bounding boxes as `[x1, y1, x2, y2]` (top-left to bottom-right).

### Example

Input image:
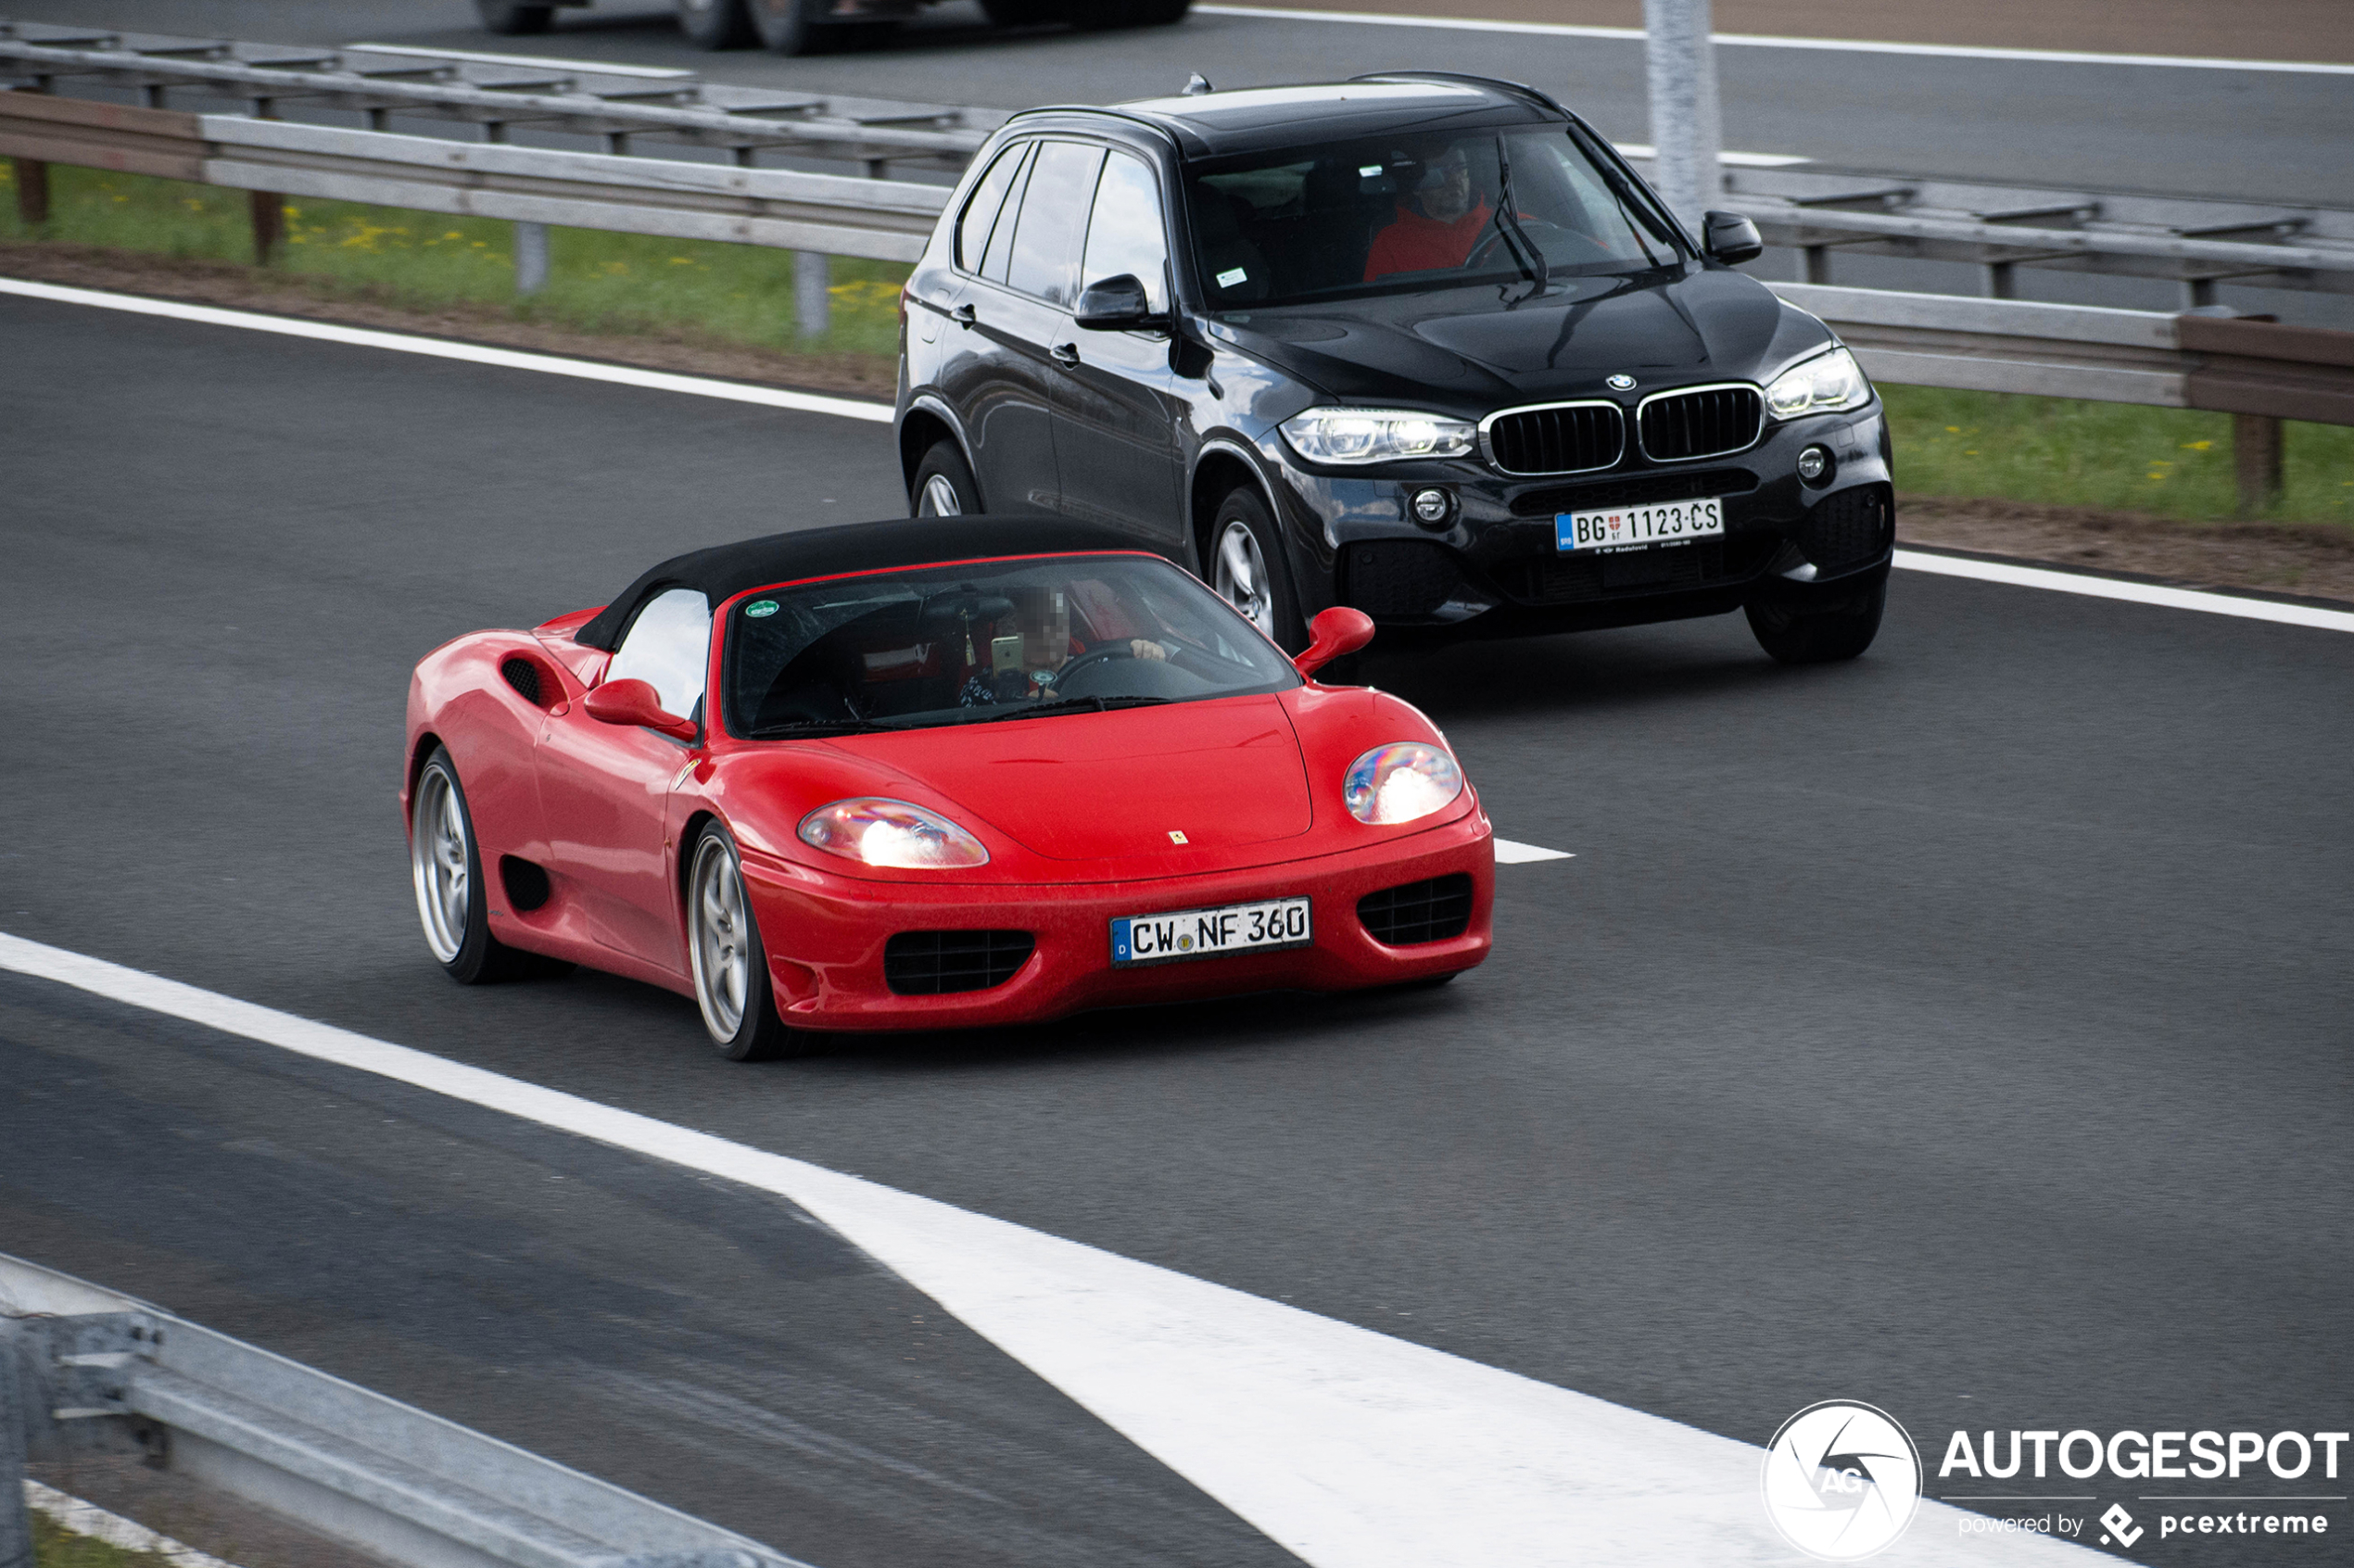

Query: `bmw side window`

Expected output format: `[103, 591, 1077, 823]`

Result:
[1006, 141, 1107, 307]
[979, 144, 1035, 285]
[957, 142, 1028, 274]
[605, 587, 711, 723]
[1080, 150, 1171, 313]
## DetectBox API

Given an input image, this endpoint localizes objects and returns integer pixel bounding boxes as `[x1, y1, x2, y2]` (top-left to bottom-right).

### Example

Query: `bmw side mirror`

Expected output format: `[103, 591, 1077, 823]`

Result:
[1702, 209, 1764, 265]
[1294, 606, 1375, 678]
[585, 677, 698, 740]
[1073, 273, 1166, 333]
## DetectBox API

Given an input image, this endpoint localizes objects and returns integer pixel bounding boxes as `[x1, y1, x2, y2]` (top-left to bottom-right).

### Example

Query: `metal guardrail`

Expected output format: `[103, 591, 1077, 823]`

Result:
[1, 1254, 810, 1568]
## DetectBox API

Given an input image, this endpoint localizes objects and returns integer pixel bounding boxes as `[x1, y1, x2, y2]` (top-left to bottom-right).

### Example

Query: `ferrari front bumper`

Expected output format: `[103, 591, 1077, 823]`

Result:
[738, 808, 1494, 1031]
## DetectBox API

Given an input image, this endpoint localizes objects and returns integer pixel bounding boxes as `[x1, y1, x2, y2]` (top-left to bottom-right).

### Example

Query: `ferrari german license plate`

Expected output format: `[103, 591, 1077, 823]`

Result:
[1557, 497, 1724, 552]
[1110, 897, 1312, 967]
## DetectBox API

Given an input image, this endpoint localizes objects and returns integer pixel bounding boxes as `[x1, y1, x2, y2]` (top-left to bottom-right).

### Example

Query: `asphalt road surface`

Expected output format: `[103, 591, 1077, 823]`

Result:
[6, 0, 2352, 209]
[3, 292, 2350, 1563]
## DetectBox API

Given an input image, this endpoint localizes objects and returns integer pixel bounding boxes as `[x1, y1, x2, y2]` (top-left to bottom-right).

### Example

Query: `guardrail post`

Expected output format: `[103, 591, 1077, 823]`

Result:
[514, 219, 550, 295]
[1984, 260, 2016, 299]
[1642, 0, 1722, 233]
[247, 187, 283, 264]
[794, 249, 829, 339]
[1, 1322, 34, 1568]
[10, 158, 47, 227]
[2234, 412, 2284, 515]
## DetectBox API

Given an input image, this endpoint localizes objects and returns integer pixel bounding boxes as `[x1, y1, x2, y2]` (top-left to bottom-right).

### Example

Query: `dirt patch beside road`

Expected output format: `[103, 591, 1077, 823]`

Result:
[1209, 0, 2354, 65]
[1901, 496, 2354, 606]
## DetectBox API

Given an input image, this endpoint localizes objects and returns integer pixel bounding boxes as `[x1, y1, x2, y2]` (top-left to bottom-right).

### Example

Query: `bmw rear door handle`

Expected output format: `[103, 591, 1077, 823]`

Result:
[1050, 342, 1081, 368]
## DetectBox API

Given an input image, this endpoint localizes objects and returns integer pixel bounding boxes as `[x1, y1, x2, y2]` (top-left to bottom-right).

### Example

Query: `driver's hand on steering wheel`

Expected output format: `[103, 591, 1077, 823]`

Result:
[1129, 639, 1170, 662]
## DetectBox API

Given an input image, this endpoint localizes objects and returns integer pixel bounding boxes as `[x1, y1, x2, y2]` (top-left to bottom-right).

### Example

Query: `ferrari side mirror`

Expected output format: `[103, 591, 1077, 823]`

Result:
[585, 677, 698, 740]
[1294, 606, 1375, 678]
[1702, 209, 1764, 265]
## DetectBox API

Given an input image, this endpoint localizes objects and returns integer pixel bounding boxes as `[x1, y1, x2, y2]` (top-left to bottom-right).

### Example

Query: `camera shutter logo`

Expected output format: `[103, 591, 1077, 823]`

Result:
[1761, 1400, 1923, 1560]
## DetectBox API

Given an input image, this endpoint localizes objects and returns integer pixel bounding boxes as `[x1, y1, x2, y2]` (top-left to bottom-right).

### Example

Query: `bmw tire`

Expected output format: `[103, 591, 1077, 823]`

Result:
[411, 747, 538, 983]
[752, 0, 891, 53]
[1745, 569, 1888, 664]
[1209, 484, 1307, 652]
[688, 823, 805, 1061]
[911, 438, 981, 517]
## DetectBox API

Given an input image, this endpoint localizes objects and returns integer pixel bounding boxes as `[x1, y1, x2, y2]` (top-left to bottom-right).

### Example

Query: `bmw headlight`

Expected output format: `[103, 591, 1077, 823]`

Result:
[798, 798, 990, 868]
[1343, 742, 1464, 827]
[1282, 408, 1476, 465]
[1764, 347, 1871, 420]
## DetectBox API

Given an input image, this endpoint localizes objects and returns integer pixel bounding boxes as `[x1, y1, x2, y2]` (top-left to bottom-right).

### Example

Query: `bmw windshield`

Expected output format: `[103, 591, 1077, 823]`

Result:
[723, 554, 1299, 738]
[1187, 125, 1685, 309]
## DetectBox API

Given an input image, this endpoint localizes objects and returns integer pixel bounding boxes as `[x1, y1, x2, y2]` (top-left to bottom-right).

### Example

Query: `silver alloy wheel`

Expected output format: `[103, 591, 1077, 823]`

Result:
[410, 764, 470, 965]
[689, 835, 753, 1043]
[918, 473, 963, 516]
[1213, 519, 1272, 636]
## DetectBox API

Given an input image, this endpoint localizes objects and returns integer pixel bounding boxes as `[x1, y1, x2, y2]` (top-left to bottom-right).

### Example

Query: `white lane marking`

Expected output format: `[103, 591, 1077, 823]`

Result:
[1893, 548, 2354, 634]
[1614, 142, 1813, 169]
[24, 1480, 242, 1568]
[341, 44, 698, 78]
[1194, 5, 2354, 73]
[19, 277, 2348, 639]
[0, 277, 897, 424]
[0, 929, 2095, 1567]
[1494, 838, 1574, 863]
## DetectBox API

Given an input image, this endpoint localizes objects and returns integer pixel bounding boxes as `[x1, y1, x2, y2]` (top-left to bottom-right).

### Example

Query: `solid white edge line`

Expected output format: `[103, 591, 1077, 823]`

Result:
[1892, 549, 2354, 634]
[340, 43, 699, 78]
[17, 275, 2350, 638]
[1493, 839, 1575, 864]
[24, 1480, 244, 1568]
[0, 277, 897, 424]
[0, 929, 2100, 1568]
[1191, 4, 2354, 72]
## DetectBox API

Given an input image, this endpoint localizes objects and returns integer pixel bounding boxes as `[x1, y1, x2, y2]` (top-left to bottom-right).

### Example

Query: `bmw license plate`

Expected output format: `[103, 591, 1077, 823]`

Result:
[1558, 497, 1724, 552]
[1111, 897, 1311, 967]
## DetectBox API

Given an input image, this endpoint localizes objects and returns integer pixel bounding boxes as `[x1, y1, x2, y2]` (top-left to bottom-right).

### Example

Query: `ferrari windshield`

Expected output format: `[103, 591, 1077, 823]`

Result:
[1188, 125, 1683, 309]
[722, 554, 1299, 738]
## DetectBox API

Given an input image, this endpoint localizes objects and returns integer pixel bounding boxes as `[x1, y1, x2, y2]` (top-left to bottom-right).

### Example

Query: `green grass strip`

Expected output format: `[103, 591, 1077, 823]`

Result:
[32, 1511, 172, 1568]
[1, 161, 908, 356]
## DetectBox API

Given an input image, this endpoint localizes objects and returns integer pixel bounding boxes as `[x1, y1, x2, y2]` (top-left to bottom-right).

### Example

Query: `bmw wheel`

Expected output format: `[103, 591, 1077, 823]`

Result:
[475, 0, 554, 33]
[411, 747, 535, 983]
[688, 824, 804, 1060]
[1746, 569, 1888, 664]
[677, 0, 755, 47]
[910, 438, 981, 517]
[1209, 485, 1306, 651]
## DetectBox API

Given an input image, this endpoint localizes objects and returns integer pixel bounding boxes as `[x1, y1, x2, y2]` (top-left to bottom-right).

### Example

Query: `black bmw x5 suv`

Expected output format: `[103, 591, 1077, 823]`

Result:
[894, 73, 1894, 663]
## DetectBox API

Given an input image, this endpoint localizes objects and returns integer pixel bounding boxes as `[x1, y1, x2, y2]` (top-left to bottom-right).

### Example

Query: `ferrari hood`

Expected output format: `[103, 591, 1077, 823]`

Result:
[831, 695, 1313, 862]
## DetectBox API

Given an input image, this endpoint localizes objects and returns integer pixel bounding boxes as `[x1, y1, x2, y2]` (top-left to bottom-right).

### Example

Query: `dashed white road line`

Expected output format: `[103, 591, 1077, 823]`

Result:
[10, 276, 2348, 636]
[1194, 4, 2354, 74]
[0, 929, 2095, 1567]
[1495, 838, 1575, 863]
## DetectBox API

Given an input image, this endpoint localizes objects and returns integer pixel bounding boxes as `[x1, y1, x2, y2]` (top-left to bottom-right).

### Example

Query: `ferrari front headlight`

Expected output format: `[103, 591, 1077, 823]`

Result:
[1344, 742, 1464, 827]
[1282, 407, 1476, 465]
[798, 798, 990, 868]
[1764, 347, 1871, 420]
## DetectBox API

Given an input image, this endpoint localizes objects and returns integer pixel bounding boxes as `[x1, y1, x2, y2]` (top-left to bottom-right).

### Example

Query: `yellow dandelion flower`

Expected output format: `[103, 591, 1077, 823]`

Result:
[2182, 440, 2212, 451]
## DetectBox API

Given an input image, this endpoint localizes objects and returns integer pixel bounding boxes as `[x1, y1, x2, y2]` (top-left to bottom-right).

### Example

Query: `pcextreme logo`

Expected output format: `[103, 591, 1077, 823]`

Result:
[1762, 1400, 1925, 1560]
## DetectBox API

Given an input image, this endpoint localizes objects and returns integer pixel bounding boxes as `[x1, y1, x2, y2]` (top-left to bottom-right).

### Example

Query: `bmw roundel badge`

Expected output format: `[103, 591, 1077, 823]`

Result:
[1606, 373, 1637, 391]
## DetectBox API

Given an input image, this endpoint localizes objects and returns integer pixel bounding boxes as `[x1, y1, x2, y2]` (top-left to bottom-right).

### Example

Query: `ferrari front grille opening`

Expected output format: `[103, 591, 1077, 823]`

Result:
[1358, 874, 1474, 946]
[883, 929, 1036, 995]
[1639, 387, 1764, 462]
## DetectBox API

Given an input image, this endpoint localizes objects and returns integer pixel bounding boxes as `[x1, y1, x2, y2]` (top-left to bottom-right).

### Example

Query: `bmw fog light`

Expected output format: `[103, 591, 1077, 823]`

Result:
[1411, 487, 1453, 527]
[1797, 446, 1832, 484]
[1344, 742, 1464, 827]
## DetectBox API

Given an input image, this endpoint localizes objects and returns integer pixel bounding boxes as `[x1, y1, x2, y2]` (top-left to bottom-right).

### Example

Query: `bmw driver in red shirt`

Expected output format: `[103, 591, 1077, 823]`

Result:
[1364, 142, 1494, 282]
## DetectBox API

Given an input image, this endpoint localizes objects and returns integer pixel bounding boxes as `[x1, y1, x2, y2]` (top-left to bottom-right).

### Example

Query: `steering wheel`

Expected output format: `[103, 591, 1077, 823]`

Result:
[1051, 644, 1136, 692]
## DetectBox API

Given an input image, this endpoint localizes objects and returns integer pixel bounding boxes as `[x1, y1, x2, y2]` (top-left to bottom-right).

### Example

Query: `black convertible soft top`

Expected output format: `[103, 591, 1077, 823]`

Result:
[573, 514, 1171, 651]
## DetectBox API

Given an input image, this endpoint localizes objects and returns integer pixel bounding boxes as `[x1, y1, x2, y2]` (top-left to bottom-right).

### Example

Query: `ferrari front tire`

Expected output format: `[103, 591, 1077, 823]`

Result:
[688, 825, 804, 1061]
[411, 747, 534, 983]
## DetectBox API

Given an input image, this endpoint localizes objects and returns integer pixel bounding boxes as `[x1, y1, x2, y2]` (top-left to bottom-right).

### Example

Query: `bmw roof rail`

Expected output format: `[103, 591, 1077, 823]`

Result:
[1346, 70, 1570, 119]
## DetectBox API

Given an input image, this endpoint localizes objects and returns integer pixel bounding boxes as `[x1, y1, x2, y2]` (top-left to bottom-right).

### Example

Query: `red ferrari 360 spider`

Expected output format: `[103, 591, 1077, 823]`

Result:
[403, 516, 1493, 1058]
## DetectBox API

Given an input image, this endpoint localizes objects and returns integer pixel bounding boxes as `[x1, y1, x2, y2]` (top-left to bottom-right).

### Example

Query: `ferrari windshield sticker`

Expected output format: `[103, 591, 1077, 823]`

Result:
[743, 599, 779, 618]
